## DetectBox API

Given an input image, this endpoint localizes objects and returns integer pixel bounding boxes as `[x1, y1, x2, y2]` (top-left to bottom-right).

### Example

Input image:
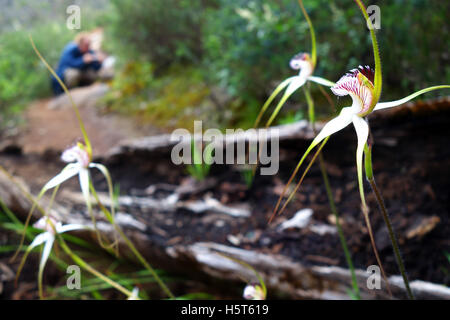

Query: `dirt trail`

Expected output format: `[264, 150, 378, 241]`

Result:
[15, 84, 161, 156]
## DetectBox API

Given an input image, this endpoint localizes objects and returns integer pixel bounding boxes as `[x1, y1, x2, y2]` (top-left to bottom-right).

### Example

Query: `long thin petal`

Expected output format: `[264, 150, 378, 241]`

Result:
[254, 76, 296, 128]
[312, 106, 355, 145]
[90, 163, 116, 219]
[79, 168, 91, 210]
[285, 74, 307, 96]
[271, 107, 355, 218]
[28, 232, 51, 250]
[39, 236, 55, 272]
[265, 76, 307, 127]
[291, 107, 354, 187]
[42, 163, 80, 191]
[15, 232, 51, 287]
[307, 76, 335, 87]
[374, 85, 450, 111]
[56, 224, 87, 233]
[352, 116, 370, 206]
[38, 235, 54, 299]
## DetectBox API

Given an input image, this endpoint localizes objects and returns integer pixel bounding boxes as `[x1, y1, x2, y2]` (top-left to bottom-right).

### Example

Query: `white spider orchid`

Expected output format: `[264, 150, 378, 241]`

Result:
[243, 283, 266, 300]
[42, 143, 111, 212]
[254, 0, 334, 128]
[255, 52, 335, 128]
[18, 216, 86, 298]
[291, 65, 449, 206]
[289, 52, 335, 91]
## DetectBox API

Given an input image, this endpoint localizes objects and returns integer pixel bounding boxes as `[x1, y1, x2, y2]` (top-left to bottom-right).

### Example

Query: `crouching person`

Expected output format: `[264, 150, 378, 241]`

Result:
[52, 32, 106, 95]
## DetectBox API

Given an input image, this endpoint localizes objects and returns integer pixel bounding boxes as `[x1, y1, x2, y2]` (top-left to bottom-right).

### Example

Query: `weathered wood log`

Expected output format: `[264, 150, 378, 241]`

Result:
[60, 190, 251, 218]
[168, 242, 450, 300]
[0, 169, 31, 215]
[106, 119, 320, 159]
[2, 171, 449, 300]
[1, 98, 449, 299]
[105, 97, 450, 160]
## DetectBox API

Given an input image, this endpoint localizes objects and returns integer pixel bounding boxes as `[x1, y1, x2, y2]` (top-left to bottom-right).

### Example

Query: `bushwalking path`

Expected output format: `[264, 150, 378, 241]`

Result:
[16, 83, 160, 156]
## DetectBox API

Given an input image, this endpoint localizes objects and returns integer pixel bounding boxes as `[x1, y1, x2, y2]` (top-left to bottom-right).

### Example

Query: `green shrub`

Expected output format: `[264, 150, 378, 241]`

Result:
[104, 63, 212, 131]
[107, 0, 210, 69]
[202, 0, 450, 115]
[0, 1, 110, 129]
[0, 24, 76, 127]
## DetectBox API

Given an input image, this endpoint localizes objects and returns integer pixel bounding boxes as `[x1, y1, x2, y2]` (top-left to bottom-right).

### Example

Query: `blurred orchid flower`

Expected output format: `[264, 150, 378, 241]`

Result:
[282, 65, 449, 209]
[127, 287, 141, 300]
[41, 143, 117, 250]
[254, 0, 335, 128]
[254, 52, 335, 128]
[17, 216, 86, 298]
[42, 143, 111, 212]
[243, 284, 266, 300]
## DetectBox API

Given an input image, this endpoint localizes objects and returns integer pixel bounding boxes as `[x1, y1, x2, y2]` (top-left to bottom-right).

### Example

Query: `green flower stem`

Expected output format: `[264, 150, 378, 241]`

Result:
[303, 84, 315, 125]
[304, 86, 360, 299]
[364, 144, 415, 300]
[0, 166, 134, 299]
[361, 200, 392, 297]
[275, 136, 328, 218]
[57, 235, 136, 299]
[354, 0, 382, 112]
[29, 37, 172, 298]
[298, 0, 316, 67]
[318, 154, 360, 299]
[217, 253, 267, 298]
[29, 36, 92, 157]
[88, 184, 175, 299]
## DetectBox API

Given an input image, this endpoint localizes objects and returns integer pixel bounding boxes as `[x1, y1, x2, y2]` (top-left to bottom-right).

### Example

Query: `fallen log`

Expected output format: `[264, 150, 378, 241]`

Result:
[2, 171, 449, 300]
[1, 98, 449, 299]
[104, 97, 450, 160]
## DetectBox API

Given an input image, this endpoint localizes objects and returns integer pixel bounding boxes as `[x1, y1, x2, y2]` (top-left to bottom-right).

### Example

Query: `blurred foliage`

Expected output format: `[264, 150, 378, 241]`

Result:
[106, 0, 449, 129]
[0, 24, 76, 127]
[107, 0, 211, 70]
[1, 0, 449, 130]
[104, 63, 213, 131]
[203, 0, 307, 102]
[203, 0, 449, 106]
[0, 0, 109, 129]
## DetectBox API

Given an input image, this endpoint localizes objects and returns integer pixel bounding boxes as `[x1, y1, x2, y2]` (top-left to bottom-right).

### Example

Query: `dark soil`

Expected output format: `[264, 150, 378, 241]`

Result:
[1, 101, 449, 299]
[99, 105, 449, 286]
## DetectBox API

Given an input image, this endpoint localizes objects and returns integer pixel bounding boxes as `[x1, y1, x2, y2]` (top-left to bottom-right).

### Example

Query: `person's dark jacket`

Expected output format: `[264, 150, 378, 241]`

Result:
[52, 42, 101, 95]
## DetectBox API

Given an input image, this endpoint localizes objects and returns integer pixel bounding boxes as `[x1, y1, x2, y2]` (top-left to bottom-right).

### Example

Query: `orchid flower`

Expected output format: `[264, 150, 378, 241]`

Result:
[276, 0, 450, 299]
[281, 64, 449, 209]
[254, 0, 335, 128]
[254, 51, 335, 130]
[127, 287, 141, 300]
[27, 142, 118, 251]
[243, 283, 266, 300]
[276, 0, 450, 212]
[25, 38, 175, 299]
[42, 143, 111, 212]
[17, 216, 86, 298]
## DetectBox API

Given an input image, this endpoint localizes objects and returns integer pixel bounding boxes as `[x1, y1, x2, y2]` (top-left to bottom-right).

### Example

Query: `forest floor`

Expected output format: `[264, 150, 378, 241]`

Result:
[9, 84, 161, 156]
[0, 84, 449, 299]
